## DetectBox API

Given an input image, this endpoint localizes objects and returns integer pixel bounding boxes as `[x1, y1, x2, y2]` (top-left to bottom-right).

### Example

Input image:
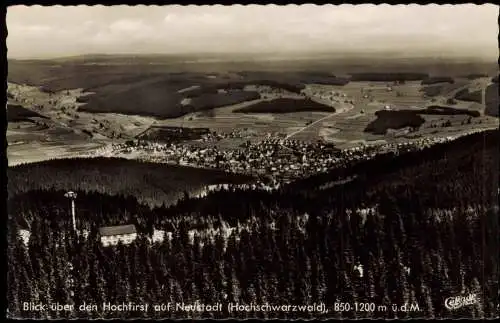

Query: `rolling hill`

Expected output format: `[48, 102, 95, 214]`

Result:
[7, 157, 254, 207]
[8, 60, 308, 119]
[8, 57, 498, 121]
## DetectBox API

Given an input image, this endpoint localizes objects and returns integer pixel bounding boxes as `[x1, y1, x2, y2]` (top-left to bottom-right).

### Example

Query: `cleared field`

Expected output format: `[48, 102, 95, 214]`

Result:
[8, 119, 90, 143]
[308, 81, 430, 108]
[149, 79, 496, 150]
[7, 140, 106, 166]
[314, 115, 382, 142]
[8, 83, 158, 140]
[154, 102, 327, 144]
[290, 81, 495, 147]
[137, 126, 210, 142]
[349, 72, 429, 81]
[187, 90, 261, 113]
[7, 57, 497, 159]
[245, 113, 276, 122]
[421, 76, 455, 85]
[234, 98, 335, 113]
[9, 60, 274, 119]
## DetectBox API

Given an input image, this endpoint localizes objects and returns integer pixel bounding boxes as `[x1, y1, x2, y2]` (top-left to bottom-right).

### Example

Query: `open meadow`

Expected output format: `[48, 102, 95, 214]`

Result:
[6, 56, 499, 160]
[147, 79, 498, 149]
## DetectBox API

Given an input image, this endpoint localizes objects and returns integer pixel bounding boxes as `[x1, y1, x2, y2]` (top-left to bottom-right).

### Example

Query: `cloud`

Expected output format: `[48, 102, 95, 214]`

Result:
[9, 24, 53, 35]
[109, 19, 152, 33]
[6, 4, 499, 59]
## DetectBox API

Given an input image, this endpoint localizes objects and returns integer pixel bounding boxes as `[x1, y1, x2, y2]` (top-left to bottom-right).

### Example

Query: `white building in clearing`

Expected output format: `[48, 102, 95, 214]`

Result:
[354, 263, 364, 278]
[81, 229, 90, 239]
[18, 229, 31, 247]
[99, 224, 137, 247]
[149, 228, 167, 244]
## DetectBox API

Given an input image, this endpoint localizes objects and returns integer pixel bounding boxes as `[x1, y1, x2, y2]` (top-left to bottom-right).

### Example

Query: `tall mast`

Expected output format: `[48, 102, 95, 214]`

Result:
[64, 191, 78, 236]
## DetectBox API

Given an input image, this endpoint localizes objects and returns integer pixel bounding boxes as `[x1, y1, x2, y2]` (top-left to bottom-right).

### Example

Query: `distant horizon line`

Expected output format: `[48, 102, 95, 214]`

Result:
[8, 50, 498, 63]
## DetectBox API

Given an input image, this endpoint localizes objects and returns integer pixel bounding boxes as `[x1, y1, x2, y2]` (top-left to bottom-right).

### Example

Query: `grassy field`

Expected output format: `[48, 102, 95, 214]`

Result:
[143, 79, 498, 149]
[7, 79, 496, 153]
[349, 72, 429, 81]
[7, 82, 156, 140]
[6, 102, 91, 145]
[8, 59, 312, 119]
[7, 140, 105, 166]
[9, 56, 496, 119]
[234, 98, 335, 113]
[137, 126, 210, 142]
[421, 76, 455, 85]
[7, 56, 498, 155]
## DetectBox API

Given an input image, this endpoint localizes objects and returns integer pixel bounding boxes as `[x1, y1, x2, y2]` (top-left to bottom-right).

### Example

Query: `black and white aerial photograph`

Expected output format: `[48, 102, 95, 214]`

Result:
[4, 3, 499, 320]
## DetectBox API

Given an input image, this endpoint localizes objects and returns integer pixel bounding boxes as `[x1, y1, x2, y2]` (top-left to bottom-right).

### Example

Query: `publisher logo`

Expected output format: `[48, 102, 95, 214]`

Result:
[444, 293, 479, 310]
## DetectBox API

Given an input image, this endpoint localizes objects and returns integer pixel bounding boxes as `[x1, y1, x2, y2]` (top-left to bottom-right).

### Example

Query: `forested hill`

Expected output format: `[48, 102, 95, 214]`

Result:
[7, 157, 253, 207]
[7, 130, 499, 319]
[287, 129, 498, 200]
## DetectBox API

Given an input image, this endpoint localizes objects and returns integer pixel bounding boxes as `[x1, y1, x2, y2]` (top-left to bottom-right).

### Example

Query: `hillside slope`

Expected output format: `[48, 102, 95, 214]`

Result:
[7, 130, 498, 319]
[7, 157, 254, 207]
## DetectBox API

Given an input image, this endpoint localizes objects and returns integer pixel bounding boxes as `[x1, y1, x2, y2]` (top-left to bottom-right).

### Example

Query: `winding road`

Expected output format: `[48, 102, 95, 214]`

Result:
[285, 102, 354, 140]
[285, 112, 337, 139]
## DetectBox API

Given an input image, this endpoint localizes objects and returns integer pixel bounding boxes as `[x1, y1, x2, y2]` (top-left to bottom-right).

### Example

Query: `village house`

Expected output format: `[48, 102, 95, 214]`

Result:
[149, 228, 167, 244]
[99, 224, 137, 247]
[354, 263, 364, 278]
[18, 229, 31, 247]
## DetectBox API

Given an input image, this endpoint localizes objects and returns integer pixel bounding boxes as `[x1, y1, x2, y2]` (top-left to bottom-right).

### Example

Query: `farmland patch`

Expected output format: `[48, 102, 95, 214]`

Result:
[234, 98, 335, 114]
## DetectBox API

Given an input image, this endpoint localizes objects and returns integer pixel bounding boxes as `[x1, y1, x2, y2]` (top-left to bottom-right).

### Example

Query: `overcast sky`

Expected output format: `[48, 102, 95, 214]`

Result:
[6, 4, 499, 59]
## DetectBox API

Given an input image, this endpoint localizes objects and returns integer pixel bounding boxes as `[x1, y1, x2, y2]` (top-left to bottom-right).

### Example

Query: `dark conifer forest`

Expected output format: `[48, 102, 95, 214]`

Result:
[6, 130, 499, 319]
[7, 158, 253, 207]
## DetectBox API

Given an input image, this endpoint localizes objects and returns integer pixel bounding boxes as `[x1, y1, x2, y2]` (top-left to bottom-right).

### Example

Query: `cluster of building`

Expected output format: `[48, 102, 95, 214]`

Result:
[251, 85, 355, 106]
[302, 88, 354, 105]
[19, 124, 488, 253]
[88, 127, 490, 187]
[251, 85, 299, 98]
[99, 138, 343, 182]
[18, 190, 170, 248]
[19, 223, 169, 248]
[90, 127, 488, 248]
[198, 129, 257, 142]
[340, 128, 489, 161]
[99, 224, 169, 247]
